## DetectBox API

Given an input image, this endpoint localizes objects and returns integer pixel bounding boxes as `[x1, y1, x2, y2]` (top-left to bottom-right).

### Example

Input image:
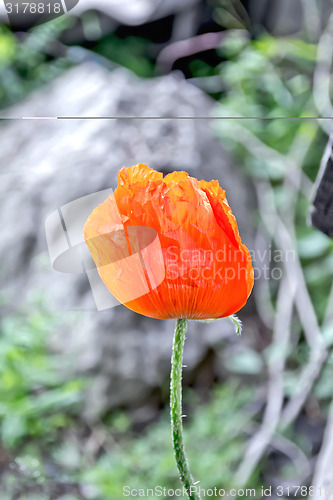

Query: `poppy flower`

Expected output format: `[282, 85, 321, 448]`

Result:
[84, 163, 253, 320]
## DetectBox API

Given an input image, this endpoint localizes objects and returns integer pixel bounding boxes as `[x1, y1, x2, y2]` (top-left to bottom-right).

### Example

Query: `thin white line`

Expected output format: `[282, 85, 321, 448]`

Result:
[3, 116, 333, 121]
[57, 116, 333, 120]
[22, 117, 58, 120]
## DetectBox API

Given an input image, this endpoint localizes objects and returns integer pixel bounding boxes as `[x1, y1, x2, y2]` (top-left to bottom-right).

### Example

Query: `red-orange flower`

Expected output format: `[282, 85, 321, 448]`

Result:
[84, 164, 254, 320]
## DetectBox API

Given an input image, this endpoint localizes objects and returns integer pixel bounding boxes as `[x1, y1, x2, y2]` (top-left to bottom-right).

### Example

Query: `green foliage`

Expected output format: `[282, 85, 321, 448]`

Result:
[212, 32, 333, 445]
[215, 33, 318, 135]
[80, 383, 258, 499]
[0, 306, 85, 449]
[0, 19, 156, 109]
[212, 0, 251, 30]
[0, 367, 259, 498]
[213, 32, 333, 324]
[94, 35, 154, 78]
[0, 17, 73, 109]
[225, 348, 264, 375]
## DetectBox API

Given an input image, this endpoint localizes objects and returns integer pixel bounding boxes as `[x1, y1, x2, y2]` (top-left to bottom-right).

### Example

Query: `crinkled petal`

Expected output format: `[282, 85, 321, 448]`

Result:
[83, 164, 254, 319]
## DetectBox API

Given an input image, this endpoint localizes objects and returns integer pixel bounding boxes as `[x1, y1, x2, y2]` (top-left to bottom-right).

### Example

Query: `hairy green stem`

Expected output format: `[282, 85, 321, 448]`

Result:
[170, 319, 200, 500]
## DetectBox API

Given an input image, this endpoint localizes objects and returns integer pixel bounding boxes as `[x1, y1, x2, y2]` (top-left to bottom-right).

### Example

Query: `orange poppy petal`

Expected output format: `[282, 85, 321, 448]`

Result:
[84, 164, 254, 320]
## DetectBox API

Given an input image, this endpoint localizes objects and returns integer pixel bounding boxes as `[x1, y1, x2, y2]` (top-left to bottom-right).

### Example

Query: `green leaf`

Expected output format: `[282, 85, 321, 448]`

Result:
[1, 413, 27, 448]
[298, 232, 331, 259]
[225, 349, 264, 374]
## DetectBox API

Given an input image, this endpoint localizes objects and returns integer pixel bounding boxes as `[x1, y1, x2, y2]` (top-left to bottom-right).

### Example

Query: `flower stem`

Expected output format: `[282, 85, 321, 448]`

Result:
[170, 319, 200, 500]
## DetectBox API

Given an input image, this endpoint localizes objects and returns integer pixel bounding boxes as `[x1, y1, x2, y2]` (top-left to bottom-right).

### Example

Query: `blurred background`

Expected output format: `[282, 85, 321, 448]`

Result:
[1, 0, 333, 498]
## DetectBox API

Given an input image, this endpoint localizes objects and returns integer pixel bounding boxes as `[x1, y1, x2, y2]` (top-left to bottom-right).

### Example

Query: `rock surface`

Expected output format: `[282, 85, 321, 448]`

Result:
[0, 63, 255, 420]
